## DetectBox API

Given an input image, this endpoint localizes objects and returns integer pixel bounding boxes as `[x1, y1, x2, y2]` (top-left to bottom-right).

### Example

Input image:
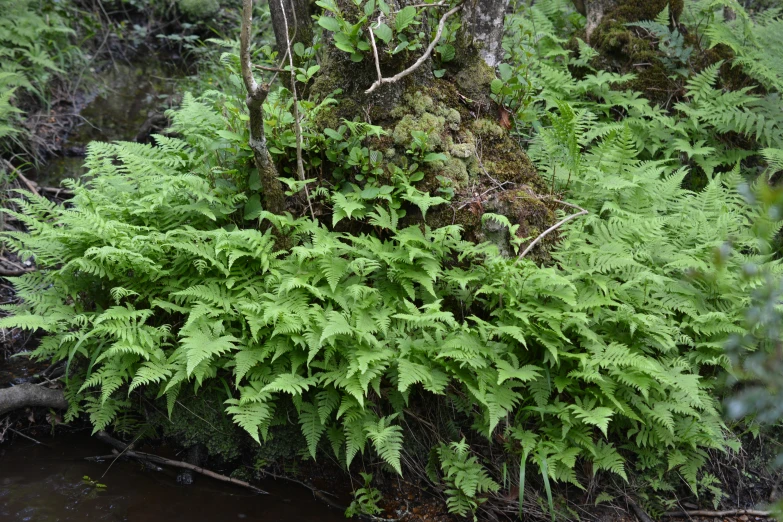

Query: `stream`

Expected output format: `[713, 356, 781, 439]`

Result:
[35, 56, 182, 186]
[0, 435, 345, 521]
[2, 55, 346, 522]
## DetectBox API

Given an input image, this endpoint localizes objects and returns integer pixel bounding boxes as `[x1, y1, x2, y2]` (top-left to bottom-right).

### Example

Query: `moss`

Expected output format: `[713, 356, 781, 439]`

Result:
[441, 157, 469, 189]
[445, 108, 461, 130]
[151, 394, 243, 461]
[590, 17, 673, 105]
[450, 142, 475, 159]
[309, 69, 557, 259]
[405, 91, 435, 115]
[177, 0, 219, 20]
[472, 119, 506, 141]
[392, 112, 446, 149]
[453, 54, 497, 110]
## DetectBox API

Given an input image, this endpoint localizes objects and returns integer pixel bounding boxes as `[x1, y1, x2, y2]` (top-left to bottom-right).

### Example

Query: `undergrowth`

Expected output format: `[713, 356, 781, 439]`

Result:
[2, 0, 783, 520]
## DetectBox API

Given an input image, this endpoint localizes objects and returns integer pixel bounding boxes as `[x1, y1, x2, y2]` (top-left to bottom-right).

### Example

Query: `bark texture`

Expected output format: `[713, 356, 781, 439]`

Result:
[269, 0, 313, 72]
[0, 384, 67, 416]
[575, 0, 684, 40]
[241, 0, 286, 215]
[458, 0, 509, 68]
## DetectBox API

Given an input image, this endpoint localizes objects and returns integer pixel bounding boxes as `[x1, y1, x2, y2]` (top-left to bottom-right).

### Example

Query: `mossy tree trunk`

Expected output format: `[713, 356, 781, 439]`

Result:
[266, 0, 559, 260]
[269, 0, 313, 87]
[572, 0, 685, 40]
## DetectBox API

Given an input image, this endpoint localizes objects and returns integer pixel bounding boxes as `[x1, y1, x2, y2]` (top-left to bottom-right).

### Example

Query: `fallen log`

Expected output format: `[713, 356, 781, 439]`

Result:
[93, 431, 268, 494]
[0, 383, 67, 416]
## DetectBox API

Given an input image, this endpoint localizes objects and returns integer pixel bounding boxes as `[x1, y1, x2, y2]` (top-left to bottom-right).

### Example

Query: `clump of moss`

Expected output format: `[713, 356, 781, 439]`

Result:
[445, 108, 461, 130]
[392, 112, 446, 148]
[472, 119, 506, 140]
[177, 0, 219, 20]
[441, 157, 469, 189]
[589, 6, 679, 106]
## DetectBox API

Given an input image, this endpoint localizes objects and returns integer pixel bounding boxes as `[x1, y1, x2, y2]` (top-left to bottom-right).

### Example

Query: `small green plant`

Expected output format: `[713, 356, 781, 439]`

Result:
[430, 439, 499, 520]
[82, 476, 107, 489]
[406, 130, 448, 164]
[345, 472, 383, 518]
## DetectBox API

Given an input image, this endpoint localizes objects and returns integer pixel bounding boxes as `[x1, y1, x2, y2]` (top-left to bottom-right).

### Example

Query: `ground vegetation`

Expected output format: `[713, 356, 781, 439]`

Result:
[2, 0, 783, 521]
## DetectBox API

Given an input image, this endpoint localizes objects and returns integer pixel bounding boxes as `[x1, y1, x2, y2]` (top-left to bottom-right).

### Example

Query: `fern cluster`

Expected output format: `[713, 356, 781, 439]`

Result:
[2, 90, 777, 512]
[2, 0, 783, 518]
[0, 0, 78, 146]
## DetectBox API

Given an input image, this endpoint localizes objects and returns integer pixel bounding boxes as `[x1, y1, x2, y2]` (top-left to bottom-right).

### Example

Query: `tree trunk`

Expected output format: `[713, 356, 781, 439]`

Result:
[268, 0, 313, 82]
[458, 0, 509, 68]
[266, 0, 559, 260]
[241, 0, 286, 216]
[575, 0, 684, 40]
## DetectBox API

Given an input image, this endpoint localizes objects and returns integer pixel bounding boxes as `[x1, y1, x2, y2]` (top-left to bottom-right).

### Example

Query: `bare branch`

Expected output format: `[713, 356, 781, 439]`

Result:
[240, 0, 262, 99]
[368, 17, 384, 86]
[94, 431, 268, 494]
[516, 201, 588, 261]
[0, 383, 67, 416]
[663, 510, 772, 518]
[253, 64, 286, 73]
[240, 0, 286, 215]
[280, 0, 315, 221]
[365, 3, 462, 94]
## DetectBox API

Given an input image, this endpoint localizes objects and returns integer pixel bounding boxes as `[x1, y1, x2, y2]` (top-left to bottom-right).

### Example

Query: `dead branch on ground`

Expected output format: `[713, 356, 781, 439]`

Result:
[93, 430, 268, 494]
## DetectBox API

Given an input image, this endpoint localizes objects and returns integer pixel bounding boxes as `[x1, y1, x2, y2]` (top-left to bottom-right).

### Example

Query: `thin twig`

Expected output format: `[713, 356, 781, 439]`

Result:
[516, 202, 588, 261]
[2, 159, 39, 197]
[627, 498, 655, 522]
[94, 431, 268, 494]
[253, 64, 287, 73]
[8, 427, 50, 447]
[663, 509, 772, 518]
[281, 0, 315, 220]
[368, 17, 384, 86]
[396, 1, 446, 10]
[0, 268, 34, 277]
[365, 3, 463, 94]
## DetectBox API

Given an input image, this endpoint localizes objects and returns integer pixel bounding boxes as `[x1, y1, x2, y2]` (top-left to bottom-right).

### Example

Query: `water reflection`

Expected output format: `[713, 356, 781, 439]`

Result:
[0, 435, 345, 522]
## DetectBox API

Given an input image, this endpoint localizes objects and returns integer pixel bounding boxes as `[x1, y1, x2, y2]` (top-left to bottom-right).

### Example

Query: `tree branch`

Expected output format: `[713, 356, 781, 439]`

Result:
[280, 0, 315, 220]
[93, 431, 268, 494]
[663, 510, 772, 518]
[240, 0, 286, 215]
[365, 3, 462, 94]
[516, 200, 588, 261]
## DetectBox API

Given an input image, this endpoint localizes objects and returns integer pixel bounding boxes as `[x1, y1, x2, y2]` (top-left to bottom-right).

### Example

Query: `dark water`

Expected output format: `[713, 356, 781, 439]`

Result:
[0, 435, 345, 521]
[36, 57, 181, 186]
